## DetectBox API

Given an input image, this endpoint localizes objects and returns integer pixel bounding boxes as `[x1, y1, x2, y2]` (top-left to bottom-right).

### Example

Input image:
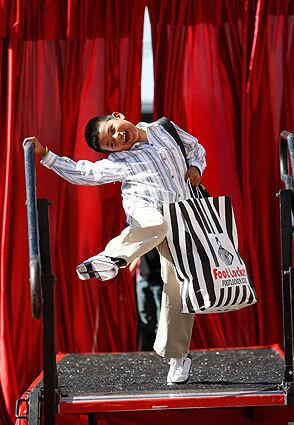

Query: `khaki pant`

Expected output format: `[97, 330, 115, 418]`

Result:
[103, 205, 195, 358]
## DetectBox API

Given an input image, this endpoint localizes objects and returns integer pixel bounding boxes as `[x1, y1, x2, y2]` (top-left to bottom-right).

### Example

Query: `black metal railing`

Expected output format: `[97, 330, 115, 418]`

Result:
[279, 130, 294, 404]
[20, 141, 58, 424]
[23, 142, 43, 320]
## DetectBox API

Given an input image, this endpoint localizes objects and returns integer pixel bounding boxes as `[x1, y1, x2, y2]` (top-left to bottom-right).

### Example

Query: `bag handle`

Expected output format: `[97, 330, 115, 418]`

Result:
[187, 179, 204, 199]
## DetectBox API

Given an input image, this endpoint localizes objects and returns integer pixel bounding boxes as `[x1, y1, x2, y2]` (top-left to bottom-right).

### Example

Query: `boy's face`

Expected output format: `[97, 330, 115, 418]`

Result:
[98, 117, 140, 152]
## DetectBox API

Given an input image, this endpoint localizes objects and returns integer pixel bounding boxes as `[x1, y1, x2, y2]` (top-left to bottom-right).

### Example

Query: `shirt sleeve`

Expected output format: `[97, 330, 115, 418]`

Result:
[171, 122, 207, 175]
[40, 151, 125, 185]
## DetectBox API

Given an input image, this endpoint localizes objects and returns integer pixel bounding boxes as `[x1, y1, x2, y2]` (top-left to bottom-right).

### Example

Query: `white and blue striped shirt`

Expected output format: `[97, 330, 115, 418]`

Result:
[41, 121, 206, 220]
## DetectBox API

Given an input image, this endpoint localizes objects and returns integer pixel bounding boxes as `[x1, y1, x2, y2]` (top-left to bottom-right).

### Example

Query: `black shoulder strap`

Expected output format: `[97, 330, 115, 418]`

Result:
[156, 117, 189, 168]
[156, 116, 210, 198]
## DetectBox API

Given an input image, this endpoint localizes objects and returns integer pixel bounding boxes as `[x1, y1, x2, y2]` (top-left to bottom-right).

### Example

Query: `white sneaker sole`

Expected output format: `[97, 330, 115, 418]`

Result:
[76, 259, 118, 281]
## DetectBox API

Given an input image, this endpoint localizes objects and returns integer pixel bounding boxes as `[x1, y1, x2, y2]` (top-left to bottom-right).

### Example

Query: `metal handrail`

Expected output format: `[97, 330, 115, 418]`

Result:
[22, 142, 58, 423]
[279, 129, 294, 404]
[23, 141, 43, 319]
[279, 130, 294, 190]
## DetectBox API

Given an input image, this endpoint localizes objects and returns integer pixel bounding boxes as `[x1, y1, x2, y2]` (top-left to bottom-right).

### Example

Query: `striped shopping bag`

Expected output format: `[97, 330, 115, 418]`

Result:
[163, 196, 257, 314]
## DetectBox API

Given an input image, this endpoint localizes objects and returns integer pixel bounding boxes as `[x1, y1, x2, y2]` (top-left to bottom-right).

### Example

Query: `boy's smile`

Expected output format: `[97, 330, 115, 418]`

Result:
[98, 115, 147, 152]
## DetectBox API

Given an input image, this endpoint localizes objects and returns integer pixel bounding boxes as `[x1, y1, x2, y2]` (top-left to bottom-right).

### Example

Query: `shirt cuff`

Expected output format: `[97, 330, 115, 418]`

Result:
[40, 151, 58, 167]
[187, 160, 204, 176]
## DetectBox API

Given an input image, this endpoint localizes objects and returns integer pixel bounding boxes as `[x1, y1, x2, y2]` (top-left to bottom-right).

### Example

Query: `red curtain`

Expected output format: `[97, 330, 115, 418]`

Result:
[149, 0, 294, 349]
[1, 0, 294, 424]
[241, 0, 294, 343]
[0, 1, 145, 423]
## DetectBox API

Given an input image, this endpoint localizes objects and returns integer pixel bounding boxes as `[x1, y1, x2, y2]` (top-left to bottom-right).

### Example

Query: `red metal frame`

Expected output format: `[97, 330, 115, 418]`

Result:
[17, 346, 286, 419]
[16, 354, 67, 419]
[59, 392, 285, 414]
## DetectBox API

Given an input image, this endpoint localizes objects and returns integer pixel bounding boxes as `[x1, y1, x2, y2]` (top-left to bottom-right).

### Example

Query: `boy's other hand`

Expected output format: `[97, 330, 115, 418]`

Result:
[23, 137, 47, 158]
[185, 166, 201, 186]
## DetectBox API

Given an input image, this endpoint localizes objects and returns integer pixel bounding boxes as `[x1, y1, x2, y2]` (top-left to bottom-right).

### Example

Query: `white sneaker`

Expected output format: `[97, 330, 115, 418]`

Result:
[167, 354, 192, 384]
[76, 255, 119, 281]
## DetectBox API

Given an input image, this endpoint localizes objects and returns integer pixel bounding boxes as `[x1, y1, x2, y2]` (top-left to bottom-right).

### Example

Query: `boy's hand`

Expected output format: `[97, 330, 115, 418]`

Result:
[185, 166, 201, 186]
[23, 137, 47, 158]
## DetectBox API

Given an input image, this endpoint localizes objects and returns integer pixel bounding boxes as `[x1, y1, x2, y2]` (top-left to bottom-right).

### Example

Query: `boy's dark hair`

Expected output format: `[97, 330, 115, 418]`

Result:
[84, 115, 113, 153]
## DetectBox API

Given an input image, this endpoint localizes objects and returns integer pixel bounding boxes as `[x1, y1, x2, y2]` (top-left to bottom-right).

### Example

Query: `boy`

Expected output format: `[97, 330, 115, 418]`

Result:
[24, 111, 206, 384]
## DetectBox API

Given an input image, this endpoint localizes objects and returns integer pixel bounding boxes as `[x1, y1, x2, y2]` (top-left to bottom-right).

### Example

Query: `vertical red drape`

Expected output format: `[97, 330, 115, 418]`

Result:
[0, 1, 145, 422]
[148, 0, 294, 349]
[241, 0, 294, 343]
[1, 1, 294, 424]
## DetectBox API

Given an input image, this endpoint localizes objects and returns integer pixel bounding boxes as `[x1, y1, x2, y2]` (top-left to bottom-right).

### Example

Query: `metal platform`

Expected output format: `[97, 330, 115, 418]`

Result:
[18, 345, 286, 419]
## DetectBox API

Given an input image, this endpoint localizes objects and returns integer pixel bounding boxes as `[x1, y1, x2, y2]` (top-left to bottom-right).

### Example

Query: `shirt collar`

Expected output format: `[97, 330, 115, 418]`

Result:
[110, 121, 157, 154]
[130, 121, 156, 150]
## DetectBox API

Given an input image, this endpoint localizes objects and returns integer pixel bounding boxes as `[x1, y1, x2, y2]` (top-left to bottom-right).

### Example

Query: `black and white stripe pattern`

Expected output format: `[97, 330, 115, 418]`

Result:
[163, 196, 257, 314]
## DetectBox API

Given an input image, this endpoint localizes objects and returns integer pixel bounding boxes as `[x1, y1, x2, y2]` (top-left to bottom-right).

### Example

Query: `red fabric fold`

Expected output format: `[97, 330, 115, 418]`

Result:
[0, 2, 145, 422]
[5, 0, 145, 40]
[148, 0, 294, 350]
[0, 1, 294, 424]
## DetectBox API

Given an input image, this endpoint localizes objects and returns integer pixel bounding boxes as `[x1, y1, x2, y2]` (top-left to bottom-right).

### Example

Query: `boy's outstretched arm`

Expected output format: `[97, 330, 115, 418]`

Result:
[22, 136, 126, 186]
